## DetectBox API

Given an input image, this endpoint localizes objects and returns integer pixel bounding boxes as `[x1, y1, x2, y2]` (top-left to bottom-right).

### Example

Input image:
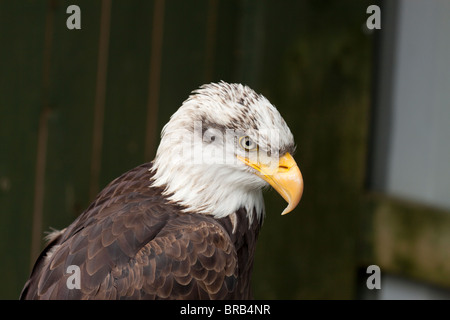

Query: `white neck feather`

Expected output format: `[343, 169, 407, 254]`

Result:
[150, 157, 265, 224]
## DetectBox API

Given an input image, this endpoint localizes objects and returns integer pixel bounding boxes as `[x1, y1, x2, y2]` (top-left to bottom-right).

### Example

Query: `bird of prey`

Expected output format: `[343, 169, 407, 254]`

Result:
[20, 81, 303, 300]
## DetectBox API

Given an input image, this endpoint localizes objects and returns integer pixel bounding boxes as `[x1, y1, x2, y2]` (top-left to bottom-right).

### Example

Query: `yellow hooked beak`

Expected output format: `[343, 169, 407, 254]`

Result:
[237, 152, 303, 215]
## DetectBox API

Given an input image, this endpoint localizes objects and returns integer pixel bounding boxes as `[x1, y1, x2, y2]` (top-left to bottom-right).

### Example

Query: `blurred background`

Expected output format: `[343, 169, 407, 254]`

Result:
[0, 0, 449, 299]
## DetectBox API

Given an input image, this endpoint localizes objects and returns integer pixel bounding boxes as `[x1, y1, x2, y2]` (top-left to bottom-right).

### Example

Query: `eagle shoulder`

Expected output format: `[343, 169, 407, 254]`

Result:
[20, 163, 242, 299]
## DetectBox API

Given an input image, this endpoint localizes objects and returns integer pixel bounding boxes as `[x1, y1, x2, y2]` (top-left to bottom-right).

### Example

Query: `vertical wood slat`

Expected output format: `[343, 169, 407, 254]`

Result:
[234, 0, 266, 88]
[0, 1, 48, 298]
[99, 1, 154, 186]
[145, 0, 165, 162]
[30, 0, 55, 265]
[31, 0, 105, 262]
[30, 108, 50, 264]
[153, 0, 210, 139]
[204, 0, 219, 82]
[89, 0, 112, 199]
[42, 0, 103, 236]
[206, 0, 240, 83]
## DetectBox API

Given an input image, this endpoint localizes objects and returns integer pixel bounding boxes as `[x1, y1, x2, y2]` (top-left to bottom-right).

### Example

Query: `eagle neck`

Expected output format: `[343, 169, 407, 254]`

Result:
[149, 162, 265, 224]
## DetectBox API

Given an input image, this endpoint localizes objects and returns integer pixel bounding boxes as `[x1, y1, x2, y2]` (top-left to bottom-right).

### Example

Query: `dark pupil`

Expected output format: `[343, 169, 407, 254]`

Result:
[245, 139, 251, 146]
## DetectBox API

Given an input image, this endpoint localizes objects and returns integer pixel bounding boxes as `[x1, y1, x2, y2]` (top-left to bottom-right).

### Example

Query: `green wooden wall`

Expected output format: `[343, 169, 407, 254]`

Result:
[0, 0, 378, 299]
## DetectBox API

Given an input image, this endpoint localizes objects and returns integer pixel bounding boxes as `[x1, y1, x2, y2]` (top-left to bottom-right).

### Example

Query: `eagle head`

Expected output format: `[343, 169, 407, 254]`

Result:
[151, 81, 303, 222]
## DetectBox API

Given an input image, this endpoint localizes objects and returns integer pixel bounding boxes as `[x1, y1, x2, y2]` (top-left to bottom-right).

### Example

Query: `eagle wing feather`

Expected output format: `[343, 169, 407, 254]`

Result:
[20, 163, 240, 300]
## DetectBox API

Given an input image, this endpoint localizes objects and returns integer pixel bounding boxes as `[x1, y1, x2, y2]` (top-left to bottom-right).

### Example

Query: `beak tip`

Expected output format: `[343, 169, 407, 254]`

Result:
[280, 185, 303, 216]
[280, 202, 296, 216]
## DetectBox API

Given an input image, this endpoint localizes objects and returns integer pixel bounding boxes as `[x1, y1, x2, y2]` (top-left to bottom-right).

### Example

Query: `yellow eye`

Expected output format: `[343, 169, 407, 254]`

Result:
[239, 136, 258, 151]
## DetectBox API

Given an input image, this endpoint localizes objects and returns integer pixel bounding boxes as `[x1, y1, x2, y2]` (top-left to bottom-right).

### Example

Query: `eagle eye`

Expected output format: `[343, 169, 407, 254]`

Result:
[239, 136, 258, 151]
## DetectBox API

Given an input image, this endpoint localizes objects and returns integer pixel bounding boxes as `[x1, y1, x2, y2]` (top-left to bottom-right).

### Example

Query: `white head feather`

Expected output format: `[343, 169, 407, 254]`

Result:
[151, 82, 295, 223]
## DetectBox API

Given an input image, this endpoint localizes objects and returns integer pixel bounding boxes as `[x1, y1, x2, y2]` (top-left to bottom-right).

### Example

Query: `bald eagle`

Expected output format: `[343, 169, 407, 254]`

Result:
[20, 82, 303, 300]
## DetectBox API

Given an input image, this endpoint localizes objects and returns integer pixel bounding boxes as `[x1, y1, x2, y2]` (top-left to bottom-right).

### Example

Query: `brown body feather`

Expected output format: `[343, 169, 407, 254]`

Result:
[20, 163, 261, 300]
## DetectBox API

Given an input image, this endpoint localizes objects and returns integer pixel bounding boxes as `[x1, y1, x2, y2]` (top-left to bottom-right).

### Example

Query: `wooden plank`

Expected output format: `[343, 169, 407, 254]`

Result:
[234, 0, 266, 88]
[89, 0, 111, 200]
[209, 0, 239, 83]
[156, 0, 209, 133]
[145, 0, 165, 162]
[39, 0, 101, 251]
[0, 0, 47, 299]
[99, 0, 154, 187]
